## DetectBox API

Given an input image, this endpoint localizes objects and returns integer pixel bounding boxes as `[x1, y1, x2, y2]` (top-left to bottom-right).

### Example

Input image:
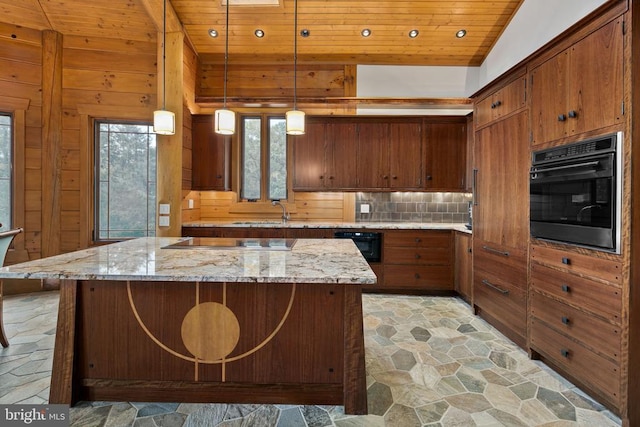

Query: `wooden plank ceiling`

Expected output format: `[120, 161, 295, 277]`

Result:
[0, 0, 522, 66]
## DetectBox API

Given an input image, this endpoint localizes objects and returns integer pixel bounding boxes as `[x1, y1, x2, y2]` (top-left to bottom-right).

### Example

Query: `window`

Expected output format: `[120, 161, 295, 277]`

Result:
[241, 115, 287, 201]
[0, 113, 11, 232]
[95, 121, 157, 240]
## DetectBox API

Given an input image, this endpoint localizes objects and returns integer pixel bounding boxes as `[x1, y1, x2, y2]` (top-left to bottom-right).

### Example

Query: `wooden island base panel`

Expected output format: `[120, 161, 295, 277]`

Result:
[0, 237, 374, 414]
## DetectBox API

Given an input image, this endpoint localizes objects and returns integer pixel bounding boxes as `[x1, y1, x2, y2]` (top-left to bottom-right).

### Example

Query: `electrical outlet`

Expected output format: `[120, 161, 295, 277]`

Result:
[360, 203, 370, 213]
[159, 204, 170, 215]
[159, 216, 170, 227]
[188, 199, 194, 209]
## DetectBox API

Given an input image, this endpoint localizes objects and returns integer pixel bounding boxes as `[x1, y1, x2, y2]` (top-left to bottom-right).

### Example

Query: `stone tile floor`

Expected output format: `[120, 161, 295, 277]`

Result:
[0, 291, 622, 426]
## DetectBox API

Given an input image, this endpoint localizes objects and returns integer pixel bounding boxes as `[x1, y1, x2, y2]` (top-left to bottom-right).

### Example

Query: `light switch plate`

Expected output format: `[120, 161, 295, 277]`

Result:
[159, 216, 170, 227]
[159, 204, 170, 215]
[360, 203, 370, 213]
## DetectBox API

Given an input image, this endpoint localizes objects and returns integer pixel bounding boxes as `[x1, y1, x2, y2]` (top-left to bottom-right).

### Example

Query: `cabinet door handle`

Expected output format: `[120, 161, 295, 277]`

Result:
[319, 175, 324, 179]
[558, 114, 567, 121]
[560, 349, 570, 358]
[415, 253, 421, 259]
[568, 110, 578, 118]
[414, 273, 421, 279]
[495, 100, 502, 108]
[481, 279, 509, 295]
[561, 316, 570, 325]
[426, 175, 433, 181]
[482, 245, 510, 257]
[383, 175, 389, 180]
[562, 257, 571, 265]
[392, 175, 398, 180]
[561, 284, 570, 293]
[472, 169, 478, 206]
[415, 238, 422, 243]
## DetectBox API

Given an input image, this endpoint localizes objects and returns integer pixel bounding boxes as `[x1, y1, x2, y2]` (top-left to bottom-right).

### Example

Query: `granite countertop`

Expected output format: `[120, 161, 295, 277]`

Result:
[0, 237, 376, 285]
[183, 221, 472, 234]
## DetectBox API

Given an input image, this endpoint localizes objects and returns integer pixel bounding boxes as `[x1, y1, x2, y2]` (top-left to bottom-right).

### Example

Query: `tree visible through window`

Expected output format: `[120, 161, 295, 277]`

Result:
[95, 121, 157, 240]
[241, 115, 287, 201]
[0, 114, 11, 232]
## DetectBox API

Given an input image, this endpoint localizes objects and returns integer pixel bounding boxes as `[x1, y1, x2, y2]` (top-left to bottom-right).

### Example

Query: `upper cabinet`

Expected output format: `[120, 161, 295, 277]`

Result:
[292, 119, 357, 191]
[192, 115, 231, 191]
[530, 18, 624, 145]
[423, 119, 467, 191]
[292, 116, 470, 192]
[475, 76, 527, 129]
[356, 120, 423, 190]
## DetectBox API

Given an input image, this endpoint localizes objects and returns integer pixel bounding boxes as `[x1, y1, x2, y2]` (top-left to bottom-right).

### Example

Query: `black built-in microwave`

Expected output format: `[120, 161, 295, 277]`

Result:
[529, 132, 622, 253]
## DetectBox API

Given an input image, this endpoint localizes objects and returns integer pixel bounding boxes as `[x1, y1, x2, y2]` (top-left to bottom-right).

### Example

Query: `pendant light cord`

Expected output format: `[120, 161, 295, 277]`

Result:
[293, 0, 298, 110]
[162, 0, 167, 110]
[223, 0, 229, 109]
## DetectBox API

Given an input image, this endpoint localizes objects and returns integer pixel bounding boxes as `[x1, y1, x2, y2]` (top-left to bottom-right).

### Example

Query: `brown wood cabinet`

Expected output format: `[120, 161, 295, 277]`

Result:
[292, 119, 358, 191]
[529, 243, 623, 410]
[356, 120, 423, 190]
[423, 119, 467, 191]
[472, 109, 529, 348]
[192, 115, 231, 191]
[530, 18, 624, 145]
[454, 232, 472, 303]
[381, 230, 453, 292]
[474, 75, 527, 129]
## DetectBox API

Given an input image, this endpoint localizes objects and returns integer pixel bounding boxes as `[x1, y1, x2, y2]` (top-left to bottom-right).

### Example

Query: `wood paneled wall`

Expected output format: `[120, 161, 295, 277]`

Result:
[194, 191, 355, 223]
[0, 23, 43, 263]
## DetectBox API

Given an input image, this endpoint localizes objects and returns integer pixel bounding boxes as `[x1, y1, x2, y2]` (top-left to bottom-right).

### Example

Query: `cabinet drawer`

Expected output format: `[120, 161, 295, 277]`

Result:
[384, 265, 452, 290]
[530, 245, 622, 285]
[474, 242, 527, 289]
[473, 270, 527, 336]
[530, 291, 621, 362]
[384, 230, 451, 248]
[530, 263, 621, 324]
[530, 319, 621, 406]
[384, 247, 451, 265]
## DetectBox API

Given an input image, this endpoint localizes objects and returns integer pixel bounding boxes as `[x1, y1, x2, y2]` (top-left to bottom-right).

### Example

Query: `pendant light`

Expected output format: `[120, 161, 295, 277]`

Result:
[153, 0, 176, 135]
[286, 0, 305, 135]
[214, 0, 236, 135]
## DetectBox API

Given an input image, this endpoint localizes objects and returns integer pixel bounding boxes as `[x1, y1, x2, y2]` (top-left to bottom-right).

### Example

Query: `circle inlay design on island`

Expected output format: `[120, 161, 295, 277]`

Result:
[181, 302, 240, 360]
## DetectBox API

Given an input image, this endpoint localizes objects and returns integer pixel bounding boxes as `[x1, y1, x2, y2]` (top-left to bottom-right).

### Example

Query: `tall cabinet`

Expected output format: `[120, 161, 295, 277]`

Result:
[472, 73, 529, 348]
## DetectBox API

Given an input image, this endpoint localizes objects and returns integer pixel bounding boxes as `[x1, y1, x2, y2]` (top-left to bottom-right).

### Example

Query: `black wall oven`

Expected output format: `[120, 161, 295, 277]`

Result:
[529, 132, 622, 253]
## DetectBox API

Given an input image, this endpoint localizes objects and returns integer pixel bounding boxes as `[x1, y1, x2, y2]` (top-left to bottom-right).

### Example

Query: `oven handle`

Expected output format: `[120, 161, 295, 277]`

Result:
[530, 160, 600, 176]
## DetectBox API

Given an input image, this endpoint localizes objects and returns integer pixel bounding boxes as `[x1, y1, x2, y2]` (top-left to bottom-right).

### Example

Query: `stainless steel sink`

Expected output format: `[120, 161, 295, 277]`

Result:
[232, 221, 284, 225]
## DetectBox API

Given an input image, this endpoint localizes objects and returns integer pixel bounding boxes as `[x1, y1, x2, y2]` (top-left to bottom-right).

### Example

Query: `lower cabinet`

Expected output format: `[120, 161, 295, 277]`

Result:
[381, 230, 453, 292]
[529, 244, 623, 411]
[454, 232, 472, 302]
[473, 239, 527, 348]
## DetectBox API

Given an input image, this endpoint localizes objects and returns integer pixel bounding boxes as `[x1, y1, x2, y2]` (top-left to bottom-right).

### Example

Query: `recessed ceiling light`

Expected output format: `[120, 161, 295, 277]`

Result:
[456, 29, 467, 38]
[255, 29, 265, 38]
[361, 28, 371, 37]
[408, 29, 419, 38]
[208, 29, 219, 38]
[300, 29, 310, 37]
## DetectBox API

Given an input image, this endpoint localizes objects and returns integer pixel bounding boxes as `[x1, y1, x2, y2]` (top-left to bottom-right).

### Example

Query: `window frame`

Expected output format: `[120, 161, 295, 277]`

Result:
[238, 113, 291, 203]
[0, 112, 13, 231]
[93, 119, 157, 242]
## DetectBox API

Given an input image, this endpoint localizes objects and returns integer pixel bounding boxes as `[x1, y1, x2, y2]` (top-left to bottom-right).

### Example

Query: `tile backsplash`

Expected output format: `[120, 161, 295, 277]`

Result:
[355, 192, 472, 223]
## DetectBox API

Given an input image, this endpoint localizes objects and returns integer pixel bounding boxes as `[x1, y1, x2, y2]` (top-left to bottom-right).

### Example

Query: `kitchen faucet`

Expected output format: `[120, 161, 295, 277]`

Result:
[272, 200, 290, 223]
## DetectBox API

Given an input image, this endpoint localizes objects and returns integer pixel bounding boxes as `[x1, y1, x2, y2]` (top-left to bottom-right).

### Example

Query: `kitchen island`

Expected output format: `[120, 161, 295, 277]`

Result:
[0, 237, 375, 414]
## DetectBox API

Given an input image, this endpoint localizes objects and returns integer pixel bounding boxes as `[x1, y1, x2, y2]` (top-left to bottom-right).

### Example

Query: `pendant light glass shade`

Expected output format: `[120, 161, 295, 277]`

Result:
[286, 110, 305, 135]
[214, 109, 236, 135]
[153, 110, 175, 135]
[154, 0, 175, 136]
